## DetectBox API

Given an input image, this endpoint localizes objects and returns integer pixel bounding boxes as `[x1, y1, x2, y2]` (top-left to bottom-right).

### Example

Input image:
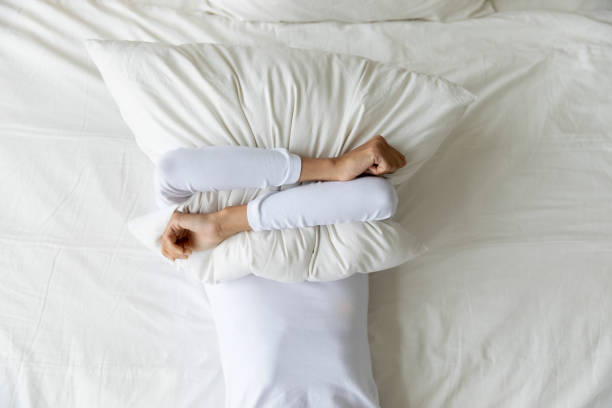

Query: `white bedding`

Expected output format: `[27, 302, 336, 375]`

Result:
[1, 1, 612, 407]
[86, 39, 466, 284]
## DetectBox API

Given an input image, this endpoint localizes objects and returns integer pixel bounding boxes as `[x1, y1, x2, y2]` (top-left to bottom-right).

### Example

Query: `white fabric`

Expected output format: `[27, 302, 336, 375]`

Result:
[2, 1, 612, 407]
[84, 40, 473, 187]
[86, 40, 471, 283]
[206, 273, 379, 408]
[246, 176, 398, 232]
[492, 0, 612, 12]
[198, 0, 494, 22]
[155, 146, 398, 232]
[155, 146, 303, 207]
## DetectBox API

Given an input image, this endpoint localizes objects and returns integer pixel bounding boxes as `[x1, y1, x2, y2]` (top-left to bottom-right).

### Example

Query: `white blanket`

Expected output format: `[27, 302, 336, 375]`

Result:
[1, 1, 611, 407]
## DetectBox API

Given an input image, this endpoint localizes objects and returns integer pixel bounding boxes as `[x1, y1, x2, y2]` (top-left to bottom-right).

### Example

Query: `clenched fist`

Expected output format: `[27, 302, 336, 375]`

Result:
[334, 135, 406, 181]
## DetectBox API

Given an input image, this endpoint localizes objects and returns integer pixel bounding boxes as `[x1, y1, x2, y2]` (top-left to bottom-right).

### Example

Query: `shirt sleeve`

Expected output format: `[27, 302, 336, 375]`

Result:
[154, 145, 302, 207]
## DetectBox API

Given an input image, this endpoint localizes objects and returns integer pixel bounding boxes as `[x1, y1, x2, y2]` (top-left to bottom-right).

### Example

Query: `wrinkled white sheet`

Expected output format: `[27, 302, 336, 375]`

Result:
[1, 1, 611, 407]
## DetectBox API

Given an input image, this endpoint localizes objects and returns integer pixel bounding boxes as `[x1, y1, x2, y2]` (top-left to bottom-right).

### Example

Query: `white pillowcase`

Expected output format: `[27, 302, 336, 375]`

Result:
[199, 0, 494, 22]
[85, 39, 474, 283]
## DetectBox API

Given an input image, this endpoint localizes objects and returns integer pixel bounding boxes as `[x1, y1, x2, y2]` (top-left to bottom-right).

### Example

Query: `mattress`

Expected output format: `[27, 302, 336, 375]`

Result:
[1, 1, 611, 407]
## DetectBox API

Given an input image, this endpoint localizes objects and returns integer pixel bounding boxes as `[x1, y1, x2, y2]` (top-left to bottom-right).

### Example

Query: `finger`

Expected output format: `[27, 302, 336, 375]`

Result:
[161, 235, 179, 261]
[366, 157, 379, 174]
[383, 141, 402, 161]
[162, 245, 176, 262]
[379, 155, 395, 172]
[161, 248, 170, 260]
[161, 231, 177, 254]
[371, 163, 388, 175]
[391, 149, 404, 166]
[175, 230, 194, 254]
[169, 226, 191, 256]
[391, 154, 403, 171]
[390, 151, 405, 170]
[160, 228, 176, 256]
[163, 234, 184, 260]
[161, 247, 182, 262]
[386, 147, 402, 164]
[168, 244, 184, 260]
[172, 236, 188, 256]
[161, 240, 173, 258]
[398, 150, 407, 165]
[381, 156, 396, 172]
[178, 239, 193, 255]
[384, 160, 397, 174]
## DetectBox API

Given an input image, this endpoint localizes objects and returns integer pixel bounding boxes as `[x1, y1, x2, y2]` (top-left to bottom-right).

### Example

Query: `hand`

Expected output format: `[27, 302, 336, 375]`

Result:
[160, 210, 224, 261]
[335, 135, 406, 181]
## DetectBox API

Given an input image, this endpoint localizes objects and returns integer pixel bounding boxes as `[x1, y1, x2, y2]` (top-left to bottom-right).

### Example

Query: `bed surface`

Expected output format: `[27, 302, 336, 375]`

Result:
[1, 1, 611, 407]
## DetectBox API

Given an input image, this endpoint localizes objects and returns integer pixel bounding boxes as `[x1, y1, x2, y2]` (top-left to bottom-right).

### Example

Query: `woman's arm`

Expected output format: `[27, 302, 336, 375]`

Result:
[297, 157, 339, 182]
[159, 136, 406, 261]
[156, 135, 406, 206]
[299, 135, 406, 182]
[155, 145, 303, 206]
[160, 175, 399, 261]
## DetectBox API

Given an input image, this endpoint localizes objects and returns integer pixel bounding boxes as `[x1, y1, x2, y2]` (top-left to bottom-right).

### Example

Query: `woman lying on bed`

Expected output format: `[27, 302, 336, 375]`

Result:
[153, 135, 404, 408]
[156, 135, 406, 261]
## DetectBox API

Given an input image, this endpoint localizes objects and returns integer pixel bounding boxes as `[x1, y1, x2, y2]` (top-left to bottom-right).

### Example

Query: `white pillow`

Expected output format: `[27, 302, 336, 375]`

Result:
[85, 40, 474, 283]
[198, 0, 494, 22]
[205, 273, 379, 408]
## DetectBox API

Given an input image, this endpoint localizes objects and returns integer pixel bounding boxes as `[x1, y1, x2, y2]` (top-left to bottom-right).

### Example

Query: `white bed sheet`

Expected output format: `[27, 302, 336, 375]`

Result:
[1, 1, 611, 407]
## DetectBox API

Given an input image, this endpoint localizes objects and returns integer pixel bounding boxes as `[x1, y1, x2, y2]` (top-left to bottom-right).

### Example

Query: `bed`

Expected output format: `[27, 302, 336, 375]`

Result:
[1, 1, 611, 407]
